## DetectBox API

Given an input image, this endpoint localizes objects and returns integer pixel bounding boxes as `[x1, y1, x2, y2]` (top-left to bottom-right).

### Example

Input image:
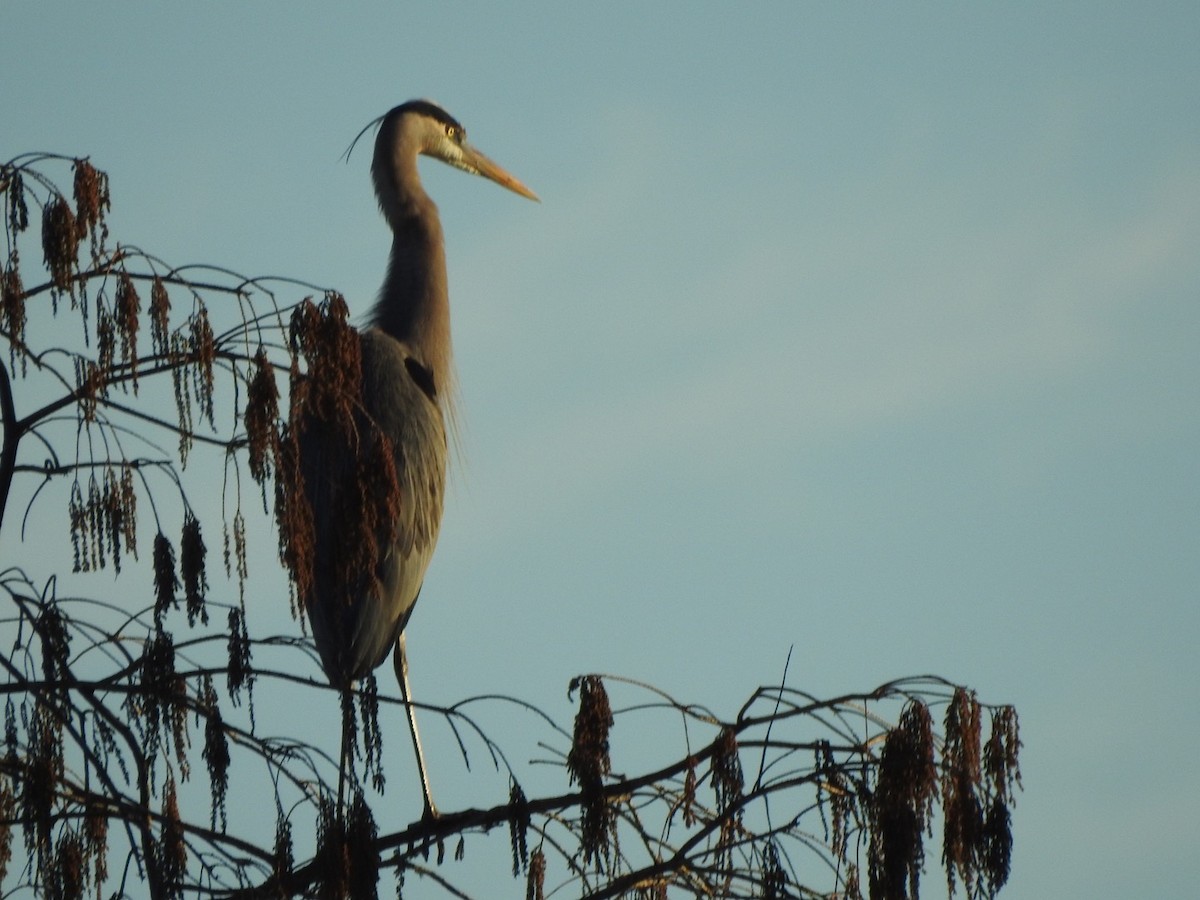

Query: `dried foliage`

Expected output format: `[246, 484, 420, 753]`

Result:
[150, 275, 172, 355]
[181, 513, 208, 626]
[273, 812, 295, 895]
[226, 606, 255, 705]
[158, 775, 188, 895]
[41, 195, 78, 294]
[508, 779, 531, 877]
[314, 792, 380, 900]
[525, 847, 546, 900]
[870, 701, 937, 899]
[199, 675, 231, 831]
[0, 155, 1023, 899]
[115, 270, 141, 387]
[940, 691, 1022, 899]
[245, 348, 281, 484]
[711, 725, 745, 880]
[275, 295, 402, 627]
[72, 158, 110, 259]
[68, 466, 137, 574]
[153, 531, 181, 625]
[1, 262, 25, 369]
[567, 675, 617, 871]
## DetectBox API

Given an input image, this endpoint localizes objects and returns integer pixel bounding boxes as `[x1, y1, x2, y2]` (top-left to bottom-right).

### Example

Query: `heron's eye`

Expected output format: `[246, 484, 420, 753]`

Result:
[445, 125, 459, 141]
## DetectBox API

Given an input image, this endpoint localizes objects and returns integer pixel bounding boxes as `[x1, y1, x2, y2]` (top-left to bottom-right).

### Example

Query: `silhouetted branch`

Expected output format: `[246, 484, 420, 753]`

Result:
[0, 361, 16, 531]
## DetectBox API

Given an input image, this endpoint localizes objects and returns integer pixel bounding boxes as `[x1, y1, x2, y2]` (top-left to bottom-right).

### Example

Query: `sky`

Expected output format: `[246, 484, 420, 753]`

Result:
[3, 3, 1199, 897]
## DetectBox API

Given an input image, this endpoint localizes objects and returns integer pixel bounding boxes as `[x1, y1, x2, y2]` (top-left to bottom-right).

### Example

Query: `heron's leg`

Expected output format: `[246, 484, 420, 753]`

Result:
[337, 687, 352, 815]
[394, 632, 438, 820]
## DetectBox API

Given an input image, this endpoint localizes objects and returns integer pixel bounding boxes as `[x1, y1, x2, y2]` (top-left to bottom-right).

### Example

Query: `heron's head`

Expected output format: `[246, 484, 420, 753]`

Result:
[356, 99, 539, 202]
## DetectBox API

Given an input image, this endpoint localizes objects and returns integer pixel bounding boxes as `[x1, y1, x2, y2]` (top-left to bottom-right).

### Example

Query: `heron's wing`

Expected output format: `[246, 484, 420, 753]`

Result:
[299, 328, 447, 685]
[359, 329, 446, 557]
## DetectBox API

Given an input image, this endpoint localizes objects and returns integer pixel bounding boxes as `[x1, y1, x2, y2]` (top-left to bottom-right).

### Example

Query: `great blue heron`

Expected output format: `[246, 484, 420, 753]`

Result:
[299, 100, 537, 819]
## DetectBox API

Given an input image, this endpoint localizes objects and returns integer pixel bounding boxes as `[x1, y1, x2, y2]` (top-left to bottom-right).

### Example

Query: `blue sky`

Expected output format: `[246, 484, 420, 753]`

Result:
[4, 3, 1198, 896]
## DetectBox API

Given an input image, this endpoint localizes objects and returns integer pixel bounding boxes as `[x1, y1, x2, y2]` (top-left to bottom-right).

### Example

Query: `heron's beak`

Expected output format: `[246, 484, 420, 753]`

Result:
[462, 144, 540, 202]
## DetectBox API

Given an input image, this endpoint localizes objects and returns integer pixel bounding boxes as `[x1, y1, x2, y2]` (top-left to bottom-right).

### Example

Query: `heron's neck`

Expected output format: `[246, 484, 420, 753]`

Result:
[367, 195, 454, 401]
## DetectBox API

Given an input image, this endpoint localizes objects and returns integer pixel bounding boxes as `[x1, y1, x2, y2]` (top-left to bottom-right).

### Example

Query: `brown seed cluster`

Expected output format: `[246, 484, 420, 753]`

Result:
[149, 275, 171, 356]
[275, 295, 366, 608]
[508, 779, 531, 877]
[272, 813, 295, 895]
[1, 263, 25, 371]
[181, 513, 208, 626]
[189, 307, 216, 427]
[152, 531, 181, 626]
[245, 349, 281, 484]
[314, 792, 380, 900]
[275, 293, 408, 635]
[199, 676, 230, 832]
[68, 467, 137, 574]
[525, 847, 546, 900]
[71, 158, 110, 262]
[128, 631, 191, 783]
[287, 293, 362, 435]
[225, 606, 254, 707]
[159, 776, 187, 890]
[114, 271, 141, 389]
[566, 675, 616, 870]
[40, 196, 78, 294]
[869, 700, 937, 900]
[0, 785, 14, 885]
[5, 170, 30, 233]
[941, 691, 1021, 898]
[710, 726, 744, 876]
